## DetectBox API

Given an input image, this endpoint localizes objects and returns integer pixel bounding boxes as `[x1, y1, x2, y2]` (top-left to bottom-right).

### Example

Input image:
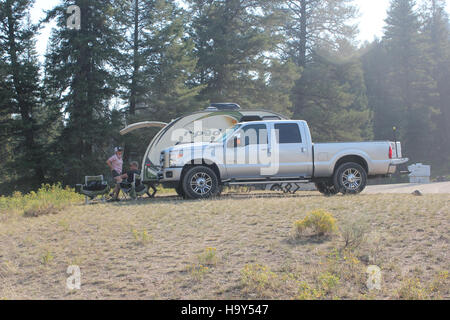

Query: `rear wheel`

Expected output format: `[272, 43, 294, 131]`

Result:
[182, 166, 219, 199]
[333, 162, 367, 195]
[315, 182, 339, 196]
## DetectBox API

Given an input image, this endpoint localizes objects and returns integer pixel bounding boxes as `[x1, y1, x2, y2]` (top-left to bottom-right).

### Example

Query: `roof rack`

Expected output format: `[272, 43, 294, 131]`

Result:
[205, 103, 241, 111]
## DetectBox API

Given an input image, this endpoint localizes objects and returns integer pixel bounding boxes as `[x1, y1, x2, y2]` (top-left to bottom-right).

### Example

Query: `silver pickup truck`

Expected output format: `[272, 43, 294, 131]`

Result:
[159, 120, 408, 199]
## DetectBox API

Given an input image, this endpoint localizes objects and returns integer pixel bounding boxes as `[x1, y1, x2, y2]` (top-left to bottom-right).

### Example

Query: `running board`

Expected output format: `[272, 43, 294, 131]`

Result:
[226, 180, 310, 186]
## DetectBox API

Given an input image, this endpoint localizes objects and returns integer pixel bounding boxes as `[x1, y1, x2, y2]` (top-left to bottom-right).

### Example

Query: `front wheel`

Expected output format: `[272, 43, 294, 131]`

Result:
[333, 162, 367, 195]
[182, 166, 220, 199]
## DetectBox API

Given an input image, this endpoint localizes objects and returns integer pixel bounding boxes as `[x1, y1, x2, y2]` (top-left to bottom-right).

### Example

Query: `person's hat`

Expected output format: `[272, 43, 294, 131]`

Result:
[114, 147, 123, 153]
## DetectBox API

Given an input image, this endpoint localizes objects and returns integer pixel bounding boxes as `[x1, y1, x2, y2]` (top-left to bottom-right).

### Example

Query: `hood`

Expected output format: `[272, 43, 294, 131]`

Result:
[165, 142, 223, 153]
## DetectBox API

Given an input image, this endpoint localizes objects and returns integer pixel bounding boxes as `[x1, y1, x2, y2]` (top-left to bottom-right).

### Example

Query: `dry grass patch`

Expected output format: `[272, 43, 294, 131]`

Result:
[0, 191, 448, 299]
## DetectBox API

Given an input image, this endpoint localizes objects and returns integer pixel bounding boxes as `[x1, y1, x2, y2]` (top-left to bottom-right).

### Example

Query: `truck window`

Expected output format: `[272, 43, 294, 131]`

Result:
[243, 124, 268, 146]
[274, 123, 302, 144]
[228, 124, 268, 147]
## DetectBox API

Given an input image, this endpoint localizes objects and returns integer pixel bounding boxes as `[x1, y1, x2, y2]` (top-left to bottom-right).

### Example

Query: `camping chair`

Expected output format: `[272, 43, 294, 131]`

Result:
[120, 173, 154, 200]
[76, 175, 111, 204]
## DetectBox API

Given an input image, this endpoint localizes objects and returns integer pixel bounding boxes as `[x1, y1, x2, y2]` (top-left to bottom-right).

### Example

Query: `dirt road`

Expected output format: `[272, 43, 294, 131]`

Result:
[364, 182, 450, 194]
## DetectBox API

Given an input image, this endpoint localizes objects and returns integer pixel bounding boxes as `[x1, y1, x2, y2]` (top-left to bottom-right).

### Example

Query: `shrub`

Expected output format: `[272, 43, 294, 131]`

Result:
[294, 210, 337, 237]
[318, 272, 340, 293]
[187, 264, 210, 281]
[41, 250, 54, 265]
[296, 273, 340, 300]
[131, 229, 153, 245]
[396, 278, 430, 300]
[325, 249, 364, 284]
[339, 217, 368, 251]
[198, 247, 218, 266]
[0, 184, 83, 219]
[297, 281, 322, 300]
[429, 271, 449, 298]
[241, 264, 278, 298]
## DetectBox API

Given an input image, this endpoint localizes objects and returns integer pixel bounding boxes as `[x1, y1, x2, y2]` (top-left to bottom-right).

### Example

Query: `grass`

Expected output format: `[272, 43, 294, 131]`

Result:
[0, 184, 83, 221]
[0, 190, 448, 299]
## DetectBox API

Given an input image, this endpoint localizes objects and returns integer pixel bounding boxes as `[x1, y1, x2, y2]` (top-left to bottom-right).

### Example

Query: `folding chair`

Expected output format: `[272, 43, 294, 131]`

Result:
[120, 174, 154, 200]
[76, 175, 111, 204]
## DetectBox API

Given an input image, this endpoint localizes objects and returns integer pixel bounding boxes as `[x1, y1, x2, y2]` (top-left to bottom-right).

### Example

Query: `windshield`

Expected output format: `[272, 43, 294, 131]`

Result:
[214, 124, 241, 143]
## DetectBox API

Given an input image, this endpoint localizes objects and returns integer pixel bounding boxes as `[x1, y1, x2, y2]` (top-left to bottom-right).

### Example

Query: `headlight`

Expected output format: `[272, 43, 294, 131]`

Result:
[160, 152, 165, 167]
[169, 150, 184, 167]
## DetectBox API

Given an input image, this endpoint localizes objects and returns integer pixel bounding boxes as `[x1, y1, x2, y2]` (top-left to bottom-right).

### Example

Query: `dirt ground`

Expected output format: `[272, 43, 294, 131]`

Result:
[0, 191, 449, 300]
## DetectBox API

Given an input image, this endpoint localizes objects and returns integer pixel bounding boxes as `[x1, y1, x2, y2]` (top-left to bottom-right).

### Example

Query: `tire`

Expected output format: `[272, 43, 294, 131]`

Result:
[333, 162, 367, 195]
[217, 185, 224, 196]
[175, 184, 185, 198]
[315, 182, 339, 196]
[182, 166, 219, 200]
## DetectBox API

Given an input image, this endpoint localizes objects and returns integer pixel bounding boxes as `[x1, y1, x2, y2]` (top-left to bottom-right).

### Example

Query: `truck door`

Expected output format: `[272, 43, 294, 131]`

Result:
[269, 122, 312, 178]
[224, 123, 269, 179]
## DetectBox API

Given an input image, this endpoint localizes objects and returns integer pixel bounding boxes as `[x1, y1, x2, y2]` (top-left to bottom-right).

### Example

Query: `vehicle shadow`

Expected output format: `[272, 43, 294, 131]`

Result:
[100, 191, 324, 206]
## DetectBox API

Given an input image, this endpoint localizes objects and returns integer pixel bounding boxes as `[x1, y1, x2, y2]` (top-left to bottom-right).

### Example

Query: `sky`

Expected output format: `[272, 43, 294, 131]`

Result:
[31, 0, 449, 62]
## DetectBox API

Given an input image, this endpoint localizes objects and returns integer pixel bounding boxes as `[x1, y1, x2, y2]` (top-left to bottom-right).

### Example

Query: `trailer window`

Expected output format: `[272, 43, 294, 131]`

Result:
[274, 123, 302, 144]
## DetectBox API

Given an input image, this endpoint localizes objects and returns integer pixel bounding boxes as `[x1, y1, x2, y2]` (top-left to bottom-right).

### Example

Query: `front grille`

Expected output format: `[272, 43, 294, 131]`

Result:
[160, 152, 165, 167]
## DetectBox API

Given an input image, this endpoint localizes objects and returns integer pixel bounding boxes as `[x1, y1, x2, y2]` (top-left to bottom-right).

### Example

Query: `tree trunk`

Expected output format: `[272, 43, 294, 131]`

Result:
[299, 0, 307, 67]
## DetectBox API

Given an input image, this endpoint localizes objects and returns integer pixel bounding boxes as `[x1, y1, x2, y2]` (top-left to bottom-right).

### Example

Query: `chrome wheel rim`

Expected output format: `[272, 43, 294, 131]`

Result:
[190, 172, 213, 195]
[341, 168, 362, 191]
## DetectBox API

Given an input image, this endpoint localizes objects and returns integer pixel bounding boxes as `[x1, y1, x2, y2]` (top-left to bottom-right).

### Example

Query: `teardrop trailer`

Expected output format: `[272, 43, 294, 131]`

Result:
[122, 103, 409, 199]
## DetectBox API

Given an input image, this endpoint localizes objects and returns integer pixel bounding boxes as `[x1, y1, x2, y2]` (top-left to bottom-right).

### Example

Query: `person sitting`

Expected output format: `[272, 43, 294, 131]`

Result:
[119, 161, 142, 190]
[120, 161, 158, 198]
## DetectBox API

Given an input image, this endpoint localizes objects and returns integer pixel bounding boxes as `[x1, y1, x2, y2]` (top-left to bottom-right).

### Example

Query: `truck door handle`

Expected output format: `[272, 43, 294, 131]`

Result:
[301, 147, 307, 153]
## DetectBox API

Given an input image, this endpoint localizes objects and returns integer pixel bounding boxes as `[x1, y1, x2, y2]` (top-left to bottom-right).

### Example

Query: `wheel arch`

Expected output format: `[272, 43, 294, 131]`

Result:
[181, 159, 222, 183]
[333, 155, 368, 175]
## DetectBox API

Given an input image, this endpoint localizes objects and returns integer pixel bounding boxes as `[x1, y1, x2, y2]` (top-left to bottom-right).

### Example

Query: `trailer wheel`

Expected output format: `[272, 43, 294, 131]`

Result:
[182, 166, 219, 199]
[333, 162, 367, 195]
[315, 182, 339, 196]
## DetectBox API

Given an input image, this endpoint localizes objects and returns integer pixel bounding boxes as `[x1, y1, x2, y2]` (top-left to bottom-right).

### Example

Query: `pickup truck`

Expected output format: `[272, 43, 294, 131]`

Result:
[158, 120, 408, 199]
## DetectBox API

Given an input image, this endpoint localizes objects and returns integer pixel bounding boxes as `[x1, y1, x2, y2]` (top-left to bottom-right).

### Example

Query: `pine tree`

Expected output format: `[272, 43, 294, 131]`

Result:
[281, 0, 358, 67]
[0, 0, 45, 191]
[421, 0, 450, 172]
[115, 0, 206, 163]
[293, 45, 372, 142]
[383, 0, 436, 163]
[44, 0, 124, 184]
[187, 0, 294, 112]
[362, 40, 398, 141]
[117, 0, 203, 122]
[284, 0, 366, 134]
[138, 1, 205, 122]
